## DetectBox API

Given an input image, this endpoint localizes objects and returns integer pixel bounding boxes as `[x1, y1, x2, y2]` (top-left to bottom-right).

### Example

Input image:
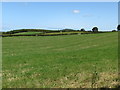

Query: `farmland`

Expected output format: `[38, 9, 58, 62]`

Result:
[13, 32, 43, 35]
[2, 32, 118, 88]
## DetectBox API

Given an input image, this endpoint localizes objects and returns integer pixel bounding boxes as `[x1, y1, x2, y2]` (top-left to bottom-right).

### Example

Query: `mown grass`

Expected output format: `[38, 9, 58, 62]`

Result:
[2, 32, 118, 88]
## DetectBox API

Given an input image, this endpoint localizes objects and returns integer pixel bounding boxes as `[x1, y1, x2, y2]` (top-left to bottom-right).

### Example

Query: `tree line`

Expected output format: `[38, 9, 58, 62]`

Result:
[80, 25, 120, 32]
[2, 25, 120, 35]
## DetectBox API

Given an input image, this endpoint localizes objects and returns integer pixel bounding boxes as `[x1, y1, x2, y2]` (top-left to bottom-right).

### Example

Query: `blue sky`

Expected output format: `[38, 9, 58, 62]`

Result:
[2, 2, 118, 31]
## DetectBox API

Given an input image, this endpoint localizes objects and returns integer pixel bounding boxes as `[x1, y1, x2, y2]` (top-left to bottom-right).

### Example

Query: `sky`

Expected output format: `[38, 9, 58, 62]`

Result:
[2, 2, 118, 31]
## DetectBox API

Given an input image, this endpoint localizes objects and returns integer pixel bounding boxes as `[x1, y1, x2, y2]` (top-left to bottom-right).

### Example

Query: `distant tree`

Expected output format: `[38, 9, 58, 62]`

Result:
[80, 28, 85, 31]
[62, 29, 75, 32]
[117, 25, 120, 31]
[88, 30, 92, 32]
[112, 30, 116, 32]
[92, 27, 98, 32]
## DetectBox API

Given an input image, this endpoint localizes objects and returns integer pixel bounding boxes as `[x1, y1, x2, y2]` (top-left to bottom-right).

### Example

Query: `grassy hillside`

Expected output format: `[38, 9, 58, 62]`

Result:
[13, 32, 43, 35]
[2, 32, 118, 88]
[13, 31, 83, 35]
[2, 29, 86, 36]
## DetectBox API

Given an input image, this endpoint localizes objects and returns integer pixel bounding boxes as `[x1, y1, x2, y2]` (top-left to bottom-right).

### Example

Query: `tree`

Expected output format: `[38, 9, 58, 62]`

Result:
[112, 30, 116, 32]
[92, 27, 98, 32]
[117, 25, 120, 31]
[80, 28, 85, 31]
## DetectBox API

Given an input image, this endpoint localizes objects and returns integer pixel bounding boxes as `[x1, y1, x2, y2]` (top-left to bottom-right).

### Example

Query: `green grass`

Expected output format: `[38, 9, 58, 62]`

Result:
[44, 31, 83, 35]
[2, 32, 118, 88]
[13, 31, 83, 35]
[13, 32, 43, 35]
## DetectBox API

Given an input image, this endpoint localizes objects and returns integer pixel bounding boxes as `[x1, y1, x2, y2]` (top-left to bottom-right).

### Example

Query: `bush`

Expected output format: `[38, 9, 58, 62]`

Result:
[80, 28, 85, 31]
[92, 27, 98, 33]
[112, 30, 116, 32]
[117, 25, 120, 31]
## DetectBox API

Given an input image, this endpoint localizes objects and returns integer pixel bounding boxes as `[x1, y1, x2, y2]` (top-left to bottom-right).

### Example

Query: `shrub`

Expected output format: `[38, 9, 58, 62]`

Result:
[92, 27, 98, 33]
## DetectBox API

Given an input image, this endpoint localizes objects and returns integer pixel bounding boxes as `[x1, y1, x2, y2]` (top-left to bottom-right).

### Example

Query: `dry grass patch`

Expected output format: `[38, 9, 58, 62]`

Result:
[41, 72, 119, 88]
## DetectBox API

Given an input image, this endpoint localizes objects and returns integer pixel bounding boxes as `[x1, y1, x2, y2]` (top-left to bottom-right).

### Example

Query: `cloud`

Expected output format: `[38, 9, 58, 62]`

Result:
[73, 10, 80, 14]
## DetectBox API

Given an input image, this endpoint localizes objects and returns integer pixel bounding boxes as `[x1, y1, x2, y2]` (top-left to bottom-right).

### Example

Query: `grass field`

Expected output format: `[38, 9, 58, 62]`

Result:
[13, 32, 43, 35]
[2, 32, 118, 88]
[43, 31, 83, 35]
[13, 31, 83, 35]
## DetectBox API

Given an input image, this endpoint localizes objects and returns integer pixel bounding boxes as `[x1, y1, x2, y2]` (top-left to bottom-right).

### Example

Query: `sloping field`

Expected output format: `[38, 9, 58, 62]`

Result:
[13, 32, 43, 35]
[9, 31, 84, 36]
[2, 32, 118, 88]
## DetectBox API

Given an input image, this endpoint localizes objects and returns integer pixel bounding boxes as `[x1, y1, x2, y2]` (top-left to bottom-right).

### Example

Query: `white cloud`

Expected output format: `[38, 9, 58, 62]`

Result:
[73, 10, 80, 14]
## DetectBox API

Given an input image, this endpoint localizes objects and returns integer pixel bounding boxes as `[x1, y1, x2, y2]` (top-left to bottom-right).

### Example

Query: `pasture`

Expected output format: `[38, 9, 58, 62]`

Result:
[2, 32, 118, 88]
[13, 32, 43, 35]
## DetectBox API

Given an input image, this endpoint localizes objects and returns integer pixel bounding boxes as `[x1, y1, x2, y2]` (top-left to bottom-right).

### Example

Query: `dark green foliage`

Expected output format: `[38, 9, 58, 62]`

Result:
[112, 30, 116, 32]
[2, 27, 118, 37]
[2, 29, 83, 37]
[80, 28, 85, 31]
[117, 25, 120, 31]
[61, 29, 76, 32]
[87, 30, 92, 32]
[4, 29, 53, 34]
[92, 27, 98, 32]
[3, 29, 78, 35]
